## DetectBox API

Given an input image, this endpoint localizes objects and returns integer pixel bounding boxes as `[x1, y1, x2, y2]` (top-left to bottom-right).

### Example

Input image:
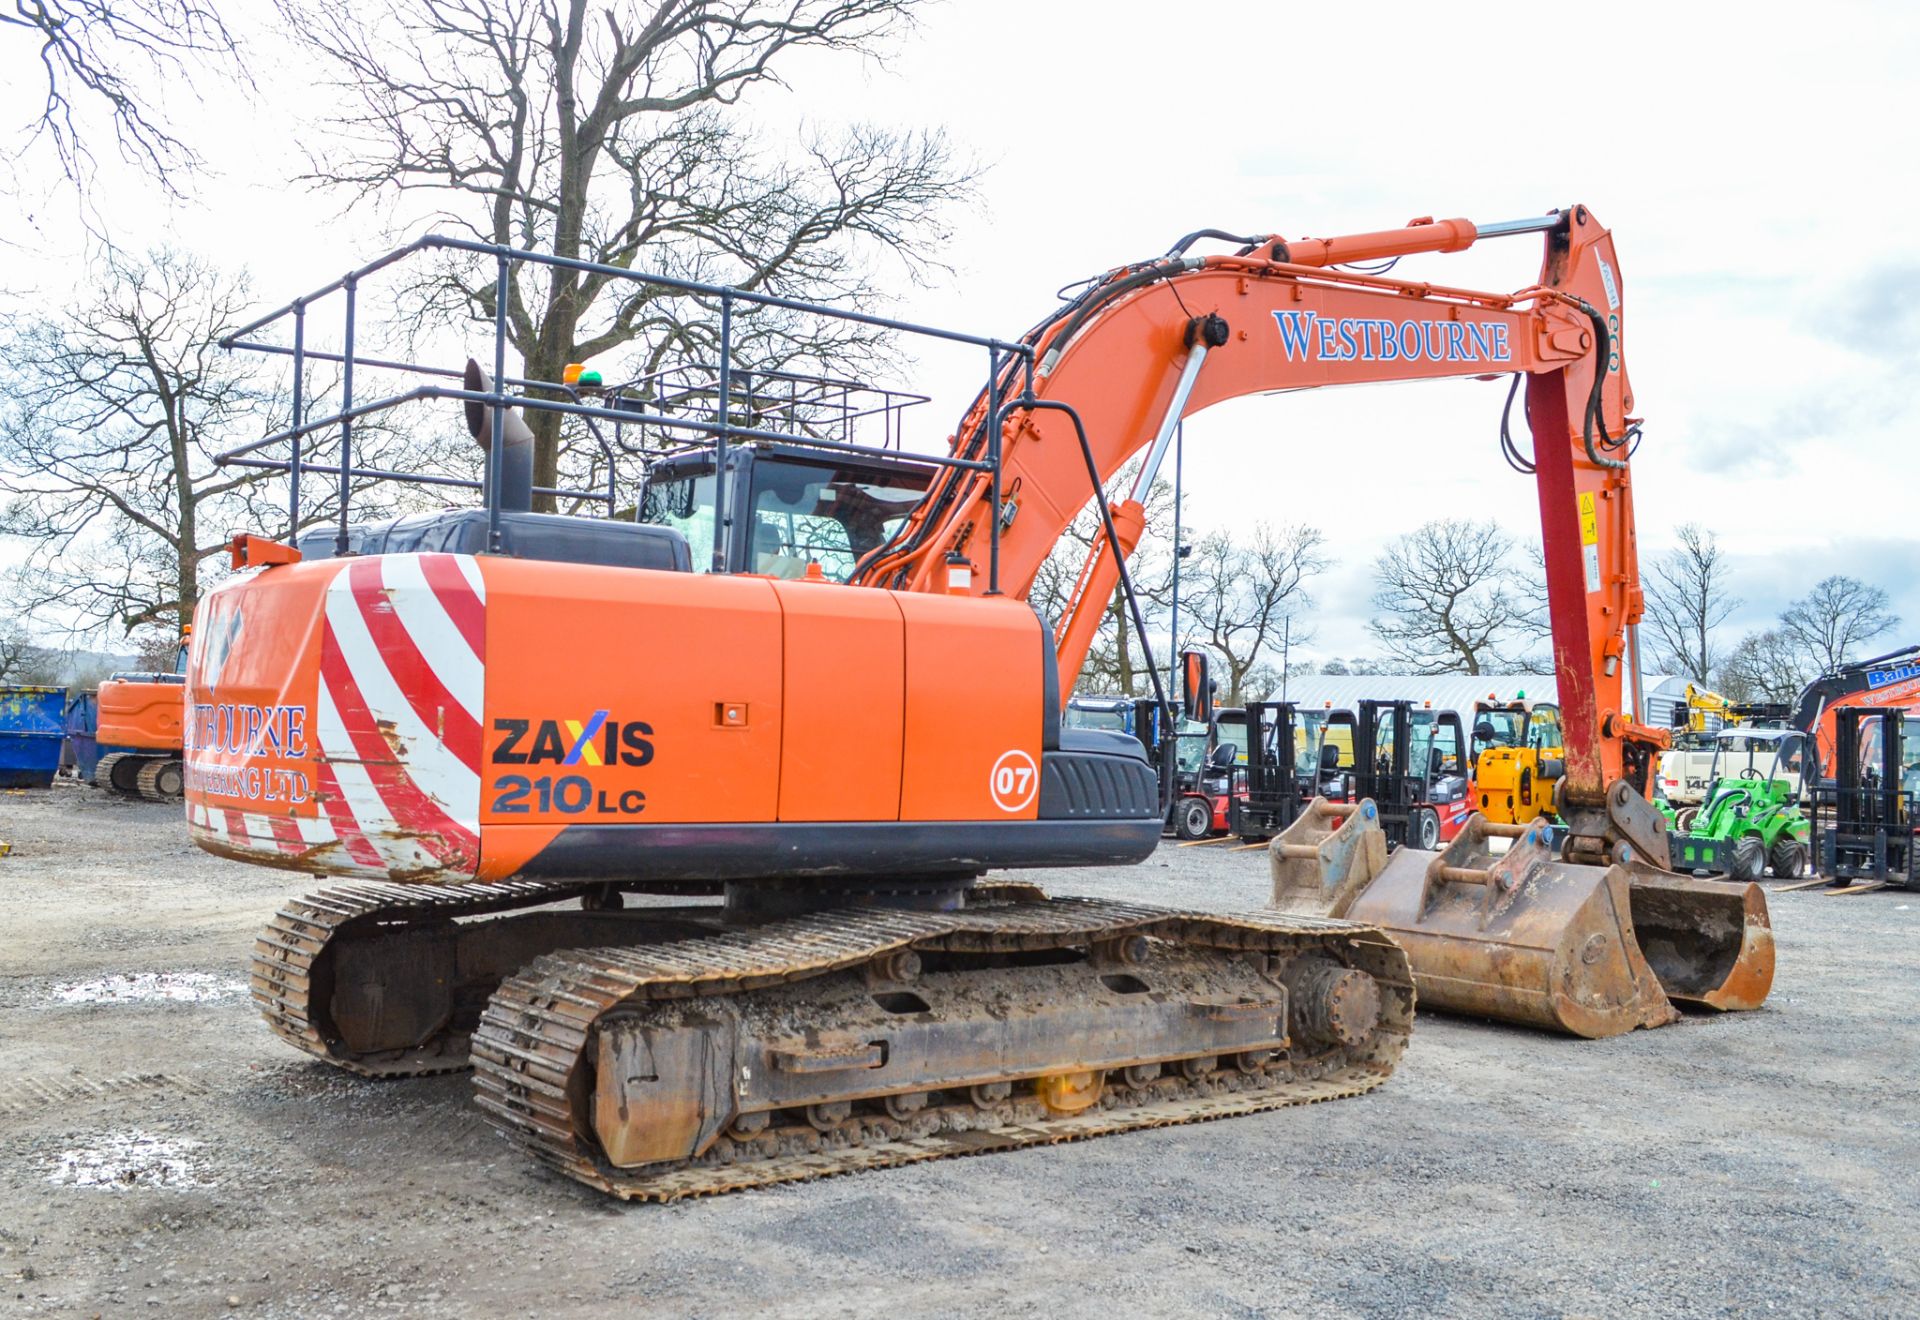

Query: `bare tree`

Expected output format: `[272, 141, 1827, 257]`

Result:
[1370, 518, 1515, 675]
[0, 616, 34, 681]
[0, 248, 434, 648]
[3, 0, 241, 194]
[1717, 628, 1815, 705]
[1642, 523, 1740, 681]
[1181, 523, 1327, 705]
[282, 0, 973, 507]
[1501, 541, 1559, 672]
[1778, 574, 1898, 675]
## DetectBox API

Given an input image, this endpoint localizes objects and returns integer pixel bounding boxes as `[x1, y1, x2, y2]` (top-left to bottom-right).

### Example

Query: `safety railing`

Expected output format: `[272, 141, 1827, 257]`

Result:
[215, 235, 1030, 586]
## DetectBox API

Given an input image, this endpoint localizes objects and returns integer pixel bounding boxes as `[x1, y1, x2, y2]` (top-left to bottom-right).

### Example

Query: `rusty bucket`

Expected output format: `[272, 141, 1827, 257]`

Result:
[1624, 868, 1774, 1012]
[1268, 797, 1389, 918]
[1338, 815, 1679, 1038]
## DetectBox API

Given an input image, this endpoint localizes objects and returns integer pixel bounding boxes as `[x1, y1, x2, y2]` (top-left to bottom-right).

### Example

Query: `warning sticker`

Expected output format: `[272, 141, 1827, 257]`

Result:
[1584, 544, 1602, 593]
[1577, 492, 1599, 545]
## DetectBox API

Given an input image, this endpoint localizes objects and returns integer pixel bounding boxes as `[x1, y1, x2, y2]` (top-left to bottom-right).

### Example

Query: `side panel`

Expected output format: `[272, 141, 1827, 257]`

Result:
[897, 594, 1043, 822]
[478, 560, 783, 840]
[772, 579, 905, 822]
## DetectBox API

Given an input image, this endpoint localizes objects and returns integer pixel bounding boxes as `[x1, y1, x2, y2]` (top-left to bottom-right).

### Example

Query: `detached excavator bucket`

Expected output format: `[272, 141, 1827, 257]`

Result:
[1338, 816, 1678, 1038]
[1269, 797, 1389, 918]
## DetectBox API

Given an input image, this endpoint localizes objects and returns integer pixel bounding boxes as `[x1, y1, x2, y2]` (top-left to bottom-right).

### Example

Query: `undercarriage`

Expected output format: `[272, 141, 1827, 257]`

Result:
[252, 878, 1413, 1199]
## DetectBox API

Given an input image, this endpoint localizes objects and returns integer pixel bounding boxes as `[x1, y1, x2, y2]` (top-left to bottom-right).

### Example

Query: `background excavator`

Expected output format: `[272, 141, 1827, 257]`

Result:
[93, 630, 189, 800]
[190, 203, 1768, 1199]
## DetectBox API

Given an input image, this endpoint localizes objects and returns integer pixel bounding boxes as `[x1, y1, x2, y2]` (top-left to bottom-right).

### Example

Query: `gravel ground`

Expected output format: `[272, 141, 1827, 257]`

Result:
[0, 781, 1915, 1319]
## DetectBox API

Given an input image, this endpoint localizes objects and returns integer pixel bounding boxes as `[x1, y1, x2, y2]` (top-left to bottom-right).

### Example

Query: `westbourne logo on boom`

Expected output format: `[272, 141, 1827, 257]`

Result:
[1271, 310, 1512, 365]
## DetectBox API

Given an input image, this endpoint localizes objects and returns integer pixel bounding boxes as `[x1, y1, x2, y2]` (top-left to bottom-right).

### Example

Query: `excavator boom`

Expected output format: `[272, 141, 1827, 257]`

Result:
[854, 208, 1649, 813]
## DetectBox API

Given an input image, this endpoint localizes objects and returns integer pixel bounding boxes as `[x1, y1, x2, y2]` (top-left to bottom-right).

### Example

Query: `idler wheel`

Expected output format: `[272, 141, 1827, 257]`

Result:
[1283, 959, 1382, 1049]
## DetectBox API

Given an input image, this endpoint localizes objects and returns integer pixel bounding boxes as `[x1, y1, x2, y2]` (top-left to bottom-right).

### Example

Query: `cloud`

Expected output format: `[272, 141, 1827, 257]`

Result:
[1812, 264, 1920, 361]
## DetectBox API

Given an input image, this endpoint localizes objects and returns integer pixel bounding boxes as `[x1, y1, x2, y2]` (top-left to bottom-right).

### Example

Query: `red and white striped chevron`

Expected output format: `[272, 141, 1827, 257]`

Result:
[189, 552, 487, 882]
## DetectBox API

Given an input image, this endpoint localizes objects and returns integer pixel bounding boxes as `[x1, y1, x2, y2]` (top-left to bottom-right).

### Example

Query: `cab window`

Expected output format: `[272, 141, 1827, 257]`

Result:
[1528, 707, 1562, 751]
[1471, 709, 1524, 760]
[637, 466, 717, 569]
[1295, 713, 1327, 775]
[746, 457, 928, 582]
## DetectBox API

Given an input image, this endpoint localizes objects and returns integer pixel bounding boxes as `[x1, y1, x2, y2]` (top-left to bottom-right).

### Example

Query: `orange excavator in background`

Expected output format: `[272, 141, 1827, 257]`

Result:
[93, 630, 188, 800]
[190, 204, 1769, 1200]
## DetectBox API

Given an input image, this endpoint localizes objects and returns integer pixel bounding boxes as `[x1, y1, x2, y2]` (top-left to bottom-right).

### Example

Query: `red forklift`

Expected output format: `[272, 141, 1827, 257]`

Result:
[1233, 701, 1343, 840]
[1132, 653, 1246, 840]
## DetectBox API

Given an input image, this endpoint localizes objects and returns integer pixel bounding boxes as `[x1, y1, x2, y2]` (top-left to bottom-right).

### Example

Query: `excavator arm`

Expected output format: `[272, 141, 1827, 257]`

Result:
[855, 205, 1661, 819]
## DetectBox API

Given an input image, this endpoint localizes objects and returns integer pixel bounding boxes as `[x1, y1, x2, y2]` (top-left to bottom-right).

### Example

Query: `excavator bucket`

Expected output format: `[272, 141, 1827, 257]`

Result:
[1268, 797, 1390, 918]
[1623, 868, 1774, 1012]
[1270, 797, 1776, 1037]
[1337, 816, 1678, 1038]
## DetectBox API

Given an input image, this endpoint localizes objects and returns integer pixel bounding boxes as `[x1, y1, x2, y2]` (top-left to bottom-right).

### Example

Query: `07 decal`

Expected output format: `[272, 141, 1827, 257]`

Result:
[989, 749, 1038, 813]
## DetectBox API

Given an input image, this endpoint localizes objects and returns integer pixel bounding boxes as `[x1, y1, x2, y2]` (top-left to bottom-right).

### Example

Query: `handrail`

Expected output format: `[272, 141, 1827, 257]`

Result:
[220, 233, 1034, 358]
[216, 234, 1012, 579]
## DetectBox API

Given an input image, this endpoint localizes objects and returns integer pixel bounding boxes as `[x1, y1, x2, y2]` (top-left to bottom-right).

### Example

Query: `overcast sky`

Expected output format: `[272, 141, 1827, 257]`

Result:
[2, 0, 1915, 665]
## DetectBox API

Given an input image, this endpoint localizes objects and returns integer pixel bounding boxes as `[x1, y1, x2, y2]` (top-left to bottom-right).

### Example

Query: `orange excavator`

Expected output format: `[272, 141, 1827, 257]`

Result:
[192, 205, 1769, 1200]
[94, 630, 188, 800]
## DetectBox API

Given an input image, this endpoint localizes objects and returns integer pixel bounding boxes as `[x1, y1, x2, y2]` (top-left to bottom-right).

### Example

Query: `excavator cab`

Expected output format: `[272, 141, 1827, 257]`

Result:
[638, 442, 935, 581]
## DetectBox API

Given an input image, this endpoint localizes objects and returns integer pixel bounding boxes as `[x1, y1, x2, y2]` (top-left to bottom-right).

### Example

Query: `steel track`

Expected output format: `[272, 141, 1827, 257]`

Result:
[470, 895, 1414, 1200]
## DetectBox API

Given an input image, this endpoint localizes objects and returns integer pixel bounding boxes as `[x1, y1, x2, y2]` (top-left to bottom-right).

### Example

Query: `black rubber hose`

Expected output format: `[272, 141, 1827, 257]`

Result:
[1163, 229, 1269, 258]
[1562, 294, 1626, 470]
[1019, 395, 1177, 815]
[1498, 373, 1535, 474]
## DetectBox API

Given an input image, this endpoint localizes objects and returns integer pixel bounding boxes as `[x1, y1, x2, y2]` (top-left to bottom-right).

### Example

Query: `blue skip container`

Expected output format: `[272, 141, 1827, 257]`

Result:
[0, 685, 69, 789]
[64, 689, 101, 780]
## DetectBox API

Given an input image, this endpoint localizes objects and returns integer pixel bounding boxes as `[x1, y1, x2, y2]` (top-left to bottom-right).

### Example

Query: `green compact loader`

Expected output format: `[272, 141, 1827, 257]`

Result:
[1661, 727, 1811, 881]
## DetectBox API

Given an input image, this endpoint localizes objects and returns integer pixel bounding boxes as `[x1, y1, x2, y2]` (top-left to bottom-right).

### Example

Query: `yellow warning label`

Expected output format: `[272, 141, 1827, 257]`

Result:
[1578, 492, 1599, 546]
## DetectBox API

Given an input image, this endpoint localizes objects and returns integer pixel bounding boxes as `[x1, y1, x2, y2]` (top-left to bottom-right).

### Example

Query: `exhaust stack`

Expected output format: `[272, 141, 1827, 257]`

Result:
[463, 359, 536, 514]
